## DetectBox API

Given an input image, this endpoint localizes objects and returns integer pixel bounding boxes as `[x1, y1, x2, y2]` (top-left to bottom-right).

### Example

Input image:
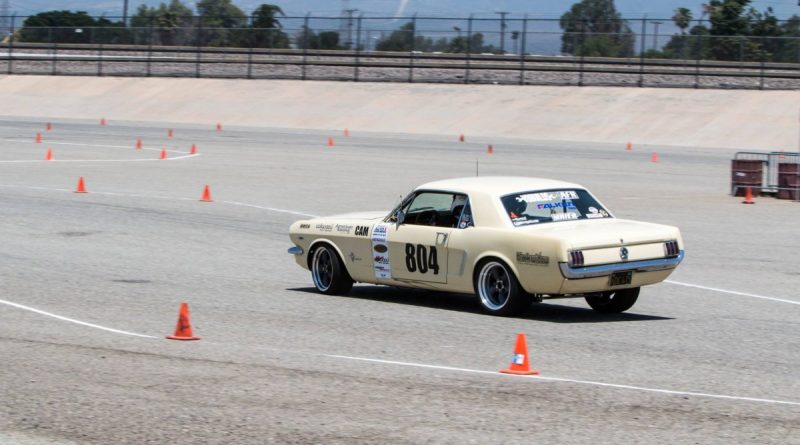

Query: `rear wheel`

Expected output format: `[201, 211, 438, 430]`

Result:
[311, 245, 353, 295]
[474, 260, 531, 316]
[585, 287, 640, 313]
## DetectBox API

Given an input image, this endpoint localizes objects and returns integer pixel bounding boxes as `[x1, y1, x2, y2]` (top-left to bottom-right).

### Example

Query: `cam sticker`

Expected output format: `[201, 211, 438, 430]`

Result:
[371, 223, 391, 279]
[354, 225, 370, 237]
[516, 251, 550, 266]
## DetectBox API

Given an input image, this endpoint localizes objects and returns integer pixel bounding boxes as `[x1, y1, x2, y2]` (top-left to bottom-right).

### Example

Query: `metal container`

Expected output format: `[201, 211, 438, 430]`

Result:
[730, 160, 764, 197]
[777, 163, 800, 200]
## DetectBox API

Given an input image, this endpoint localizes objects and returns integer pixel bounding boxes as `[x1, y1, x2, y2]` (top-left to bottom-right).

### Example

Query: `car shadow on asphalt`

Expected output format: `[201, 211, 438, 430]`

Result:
[286, 286, 673, 323]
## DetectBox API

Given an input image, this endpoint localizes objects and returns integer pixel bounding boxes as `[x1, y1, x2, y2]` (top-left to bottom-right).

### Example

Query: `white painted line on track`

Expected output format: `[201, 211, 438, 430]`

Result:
[0, 184, 315, 216]
[0, 298, 158, 339]
[5, 139, 187, 154]
[222, 200, 318, 217]
[665, 280, 800, 306]
[0, 153, 199, 163]
[326, 354, 800, 407]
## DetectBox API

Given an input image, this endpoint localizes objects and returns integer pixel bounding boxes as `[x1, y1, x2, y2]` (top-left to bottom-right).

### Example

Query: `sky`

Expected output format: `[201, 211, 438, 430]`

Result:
[3, 0, 799, 19]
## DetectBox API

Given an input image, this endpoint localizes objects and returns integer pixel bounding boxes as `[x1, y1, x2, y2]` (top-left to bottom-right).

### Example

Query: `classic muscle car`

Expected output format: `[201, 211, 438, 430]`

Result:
[288, 177, 684, 316]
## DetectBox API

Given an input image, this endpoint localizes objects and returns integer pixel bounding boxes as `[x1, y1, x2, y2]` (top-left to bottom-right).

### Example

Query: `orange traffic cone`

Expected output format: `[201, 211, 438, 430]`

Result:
[651, 152, 659, 163]
[45, 148, 53, 161]
[190, 143, 197, 155]
[742, 187, 756, 204]
[35, 133, 42, 143]
[74, 176, 87, 193]
[166, 302, 200, 341]
[46, 122, 52, 131]
[159, 148, 167, 160]
[135, 138, 142, 150]
[216, 122, 222, 132]
[626, 141, 632, 151]
[200, 185, 212, 202]
[500, 333, 539, 375]
[459, 134, 465, 142]
[344, 128, 350, 137]
[327, 137, 334, 147]
[487, 144, 494, 155]
[168, 129, 173, 139]
[100, 118, 106, 126]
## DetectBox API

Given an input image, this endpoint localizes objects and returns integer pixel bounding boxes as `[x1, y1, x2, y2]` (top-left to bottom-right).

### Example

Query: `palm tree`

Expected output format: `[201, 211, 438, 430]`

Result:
[672, 7, 692, 34]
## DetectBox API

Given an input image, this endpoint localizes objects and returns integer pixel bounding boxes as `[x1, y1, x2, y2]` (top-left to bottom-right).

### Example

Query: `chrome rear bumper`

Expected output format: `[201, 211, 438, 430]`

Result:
[559, 251, 684, 279]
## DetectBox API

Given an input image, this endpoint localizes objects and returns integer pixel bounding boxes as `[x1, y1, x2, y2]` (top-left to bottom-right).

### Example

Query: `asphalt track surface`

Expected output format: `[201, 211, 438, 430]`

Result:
[0, 118, 798, 444]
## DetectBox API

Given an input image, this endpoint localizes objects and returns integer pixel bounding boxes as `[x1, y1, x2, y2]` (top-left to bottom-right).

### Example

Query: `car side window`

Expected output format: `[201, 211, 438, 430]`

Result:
[399, 192, 468, 228]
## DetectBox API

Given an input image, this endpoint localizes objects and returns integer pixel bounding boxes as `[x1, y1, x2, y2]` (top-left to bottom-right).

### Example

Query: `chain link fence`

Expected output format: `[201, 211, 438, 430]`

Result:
[1, 15, 798, 89]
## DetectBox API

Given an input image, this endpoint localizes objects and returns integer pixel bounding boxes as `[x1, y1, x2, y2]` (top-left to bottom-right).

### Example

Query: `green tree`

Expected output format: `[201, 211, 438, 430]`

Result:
[706, 0, 753, 60]
[559, 0, 635, 57]
[130, 0, 194, 46]
[298, 27, 342, 50]
[196, 0, 247, 46]
[250, 4, 289, 48]
[375, 22, 415, 51]
[19, 10, 124, 43]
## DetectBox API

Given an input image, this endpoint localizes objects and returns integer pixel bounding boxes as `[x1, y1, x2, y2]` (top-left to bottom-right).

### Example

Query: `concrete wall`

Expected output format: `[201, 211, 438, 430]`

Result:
[1, 75, 797, 150]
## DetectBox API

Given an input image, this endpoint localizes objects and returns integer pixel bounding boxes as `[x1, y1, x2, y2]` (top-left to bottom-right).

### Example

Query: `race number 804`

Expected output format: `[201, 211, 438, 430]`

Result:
[404, 243, 440, 275]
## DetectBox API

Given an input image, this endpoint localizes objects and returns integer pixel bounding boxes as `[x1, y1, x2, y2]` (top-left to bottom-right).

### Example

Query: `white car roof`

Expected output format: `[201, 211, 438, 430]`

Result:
[416, 176, 585, 197]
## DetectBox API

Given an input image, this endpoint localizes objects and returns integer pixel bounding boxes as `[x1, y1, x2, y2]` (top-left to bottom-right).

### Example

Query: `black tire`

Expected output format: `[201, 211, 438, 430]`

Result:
[474, 259, 532, 316]
[585, 287, 640, 313]
[310, 244, 353, 295]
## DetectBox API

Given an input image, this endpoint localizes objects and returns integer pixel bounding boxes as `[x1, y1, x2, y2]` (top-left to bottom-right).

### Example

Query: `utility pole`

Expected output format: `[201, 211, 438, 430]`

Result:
[496, 11, 508, 54]
[650, 20, 663, 50]
[345, 8, 358, 49]
[122, 0, 129, 26]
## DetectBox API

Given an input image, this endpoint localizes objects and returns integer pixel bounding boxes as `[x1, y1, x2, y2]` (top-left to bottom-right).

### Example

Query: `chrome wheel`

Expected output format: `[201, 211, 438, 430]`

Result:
[312, 247, 334, 292]
[478, 261, 512, 311]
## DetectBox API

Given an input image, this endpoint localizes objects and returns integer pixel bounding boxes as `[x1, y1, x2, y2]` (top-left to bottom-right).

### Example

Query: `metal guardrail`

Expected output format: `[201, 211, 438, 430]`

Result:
[1, 41, 799, 89]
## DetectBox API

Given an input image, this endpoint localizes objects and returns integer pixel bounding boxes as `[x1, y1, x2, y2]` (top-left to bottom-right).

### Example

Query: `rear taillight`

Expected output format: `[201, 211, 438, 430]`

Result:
[568, 250, 585, 267]
[664, 240, 679, 257]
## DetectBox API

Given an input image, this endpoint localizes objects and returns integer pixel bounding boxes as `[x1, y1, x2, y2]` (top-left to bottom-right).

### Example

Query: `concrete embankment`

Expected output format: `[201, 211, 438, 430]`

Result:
[0, 75, 797, 150]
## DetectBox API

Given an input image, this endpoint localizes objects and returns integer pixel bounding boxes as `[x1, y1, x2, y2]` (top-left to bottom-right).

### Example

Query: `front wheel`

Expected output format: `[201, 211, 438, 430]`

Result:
[585, 287, 640, 313]
[474, 260, 531, 316]
[311, 245, 353, 295]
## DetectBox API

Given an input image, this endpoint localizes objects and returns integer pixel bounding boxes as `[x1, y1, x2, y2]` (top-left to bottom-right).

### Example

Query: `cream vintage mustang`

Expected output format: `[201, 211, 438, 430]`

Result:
[288, 177, 684, 316]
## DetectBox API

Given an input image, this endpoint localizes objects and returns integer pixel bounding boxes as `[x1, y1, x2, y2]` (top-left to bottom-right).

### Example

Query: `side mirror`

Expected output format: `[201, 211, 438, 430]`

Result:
[396, 210, 406, 225]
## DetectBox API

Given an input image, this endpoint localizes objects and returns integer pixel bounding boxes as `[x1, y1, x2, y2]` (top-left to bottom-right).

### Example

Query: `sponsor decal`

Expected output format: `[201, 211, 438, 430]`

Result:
[536, 202, 576, 210]
[348, 252, 362, 263]
[516, 251, 550, 266]
[299, 223, 311, 229]
[512, 353, 525, 365]
[315, 224, 333, 232]
[519, 190, 579, 203]
[371, 224, 388, 242]
[552, 212, 579, 222]
[335, 224, 354, 234]
[371, 223, 391, 279]
[586, 213, 604, 219]
[354, 225, 370, 237]
[588, 206, 598, 214]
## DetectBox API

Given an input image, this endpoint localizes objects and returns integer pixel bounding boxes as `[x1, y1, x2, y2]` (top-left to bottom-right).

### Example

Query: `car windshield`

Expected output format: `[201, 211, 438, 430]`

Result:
[501, 189, 611, 227]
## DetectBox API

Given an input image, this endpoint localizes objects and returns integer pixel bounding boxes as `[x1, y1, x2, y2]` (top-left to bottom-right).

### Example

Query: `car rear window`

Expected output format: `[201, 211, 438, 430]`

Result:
[501, 189, 611, 227]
